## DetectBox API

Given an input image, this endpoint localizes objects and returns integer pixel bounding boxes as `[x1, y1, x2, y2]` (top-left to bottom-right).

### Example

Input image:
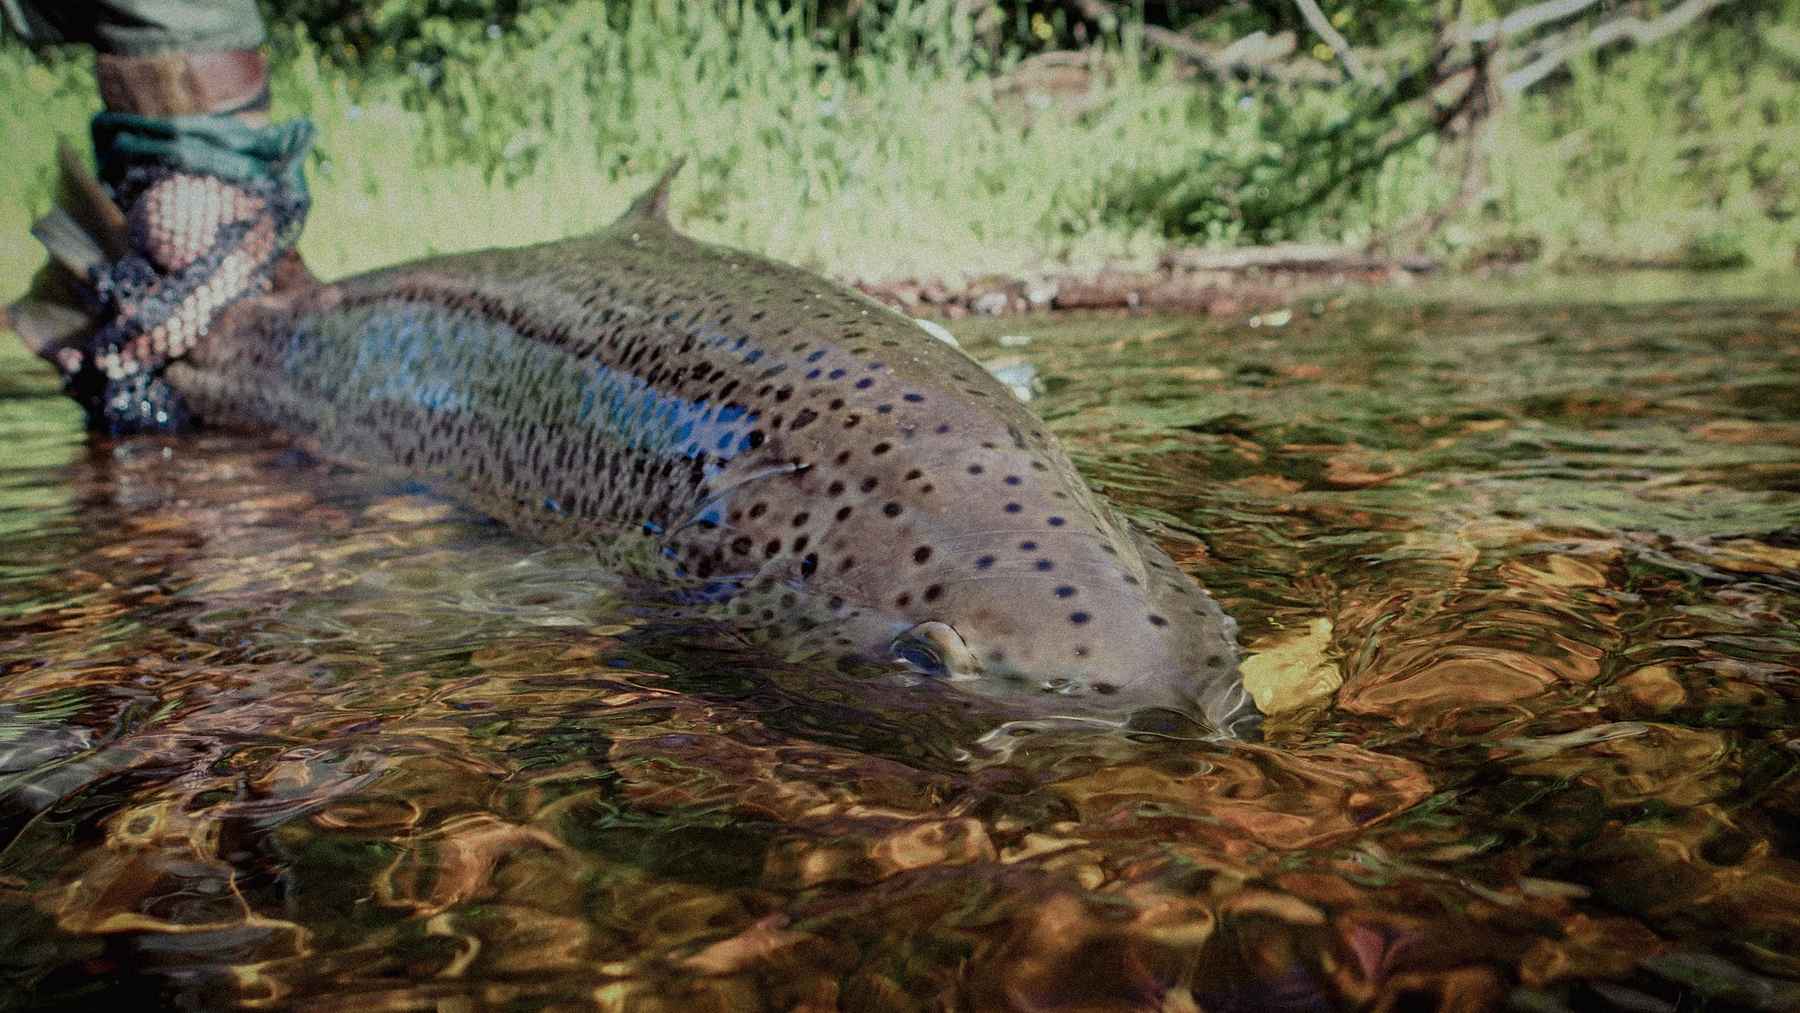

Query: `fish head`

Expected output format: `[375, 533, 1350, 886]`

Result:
[876, 555, 1257, 739]
[818, 442, 1260, 739]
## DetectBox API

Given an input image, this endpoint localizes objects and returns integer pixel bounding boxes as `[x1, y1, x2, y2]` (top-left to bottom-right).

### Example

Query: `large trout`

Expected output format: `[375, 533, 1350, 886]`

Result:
[12, 162, 1261, 739]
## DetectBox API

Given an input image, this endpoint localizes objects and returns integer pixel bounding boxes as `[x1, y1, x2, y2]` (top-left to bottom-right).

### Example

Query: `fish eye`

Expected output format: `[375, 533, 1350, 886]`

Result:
[890, 620, 977, 678]
[893, 639, 947, 676]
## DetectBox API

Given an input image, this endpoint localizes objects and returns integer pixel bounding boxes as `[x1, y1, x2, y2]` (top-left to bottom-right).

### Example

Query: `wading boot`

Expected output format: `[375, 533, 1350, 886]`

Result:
[14, 48, 314, 433]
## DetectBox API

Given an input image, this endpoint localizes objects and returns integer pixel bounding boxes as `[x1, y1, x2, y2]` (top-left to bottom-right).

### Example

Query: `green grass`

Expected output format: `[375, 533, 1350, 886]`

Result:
[1486, 13, 1800, 271]
[1, 0, 1795, 306]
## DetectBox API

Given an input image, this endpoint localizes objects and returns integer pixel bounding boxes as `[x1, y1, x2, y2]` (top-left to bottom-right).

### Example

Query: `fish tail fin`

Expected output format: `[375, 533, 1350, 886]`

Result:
[4, 140, 127, 363]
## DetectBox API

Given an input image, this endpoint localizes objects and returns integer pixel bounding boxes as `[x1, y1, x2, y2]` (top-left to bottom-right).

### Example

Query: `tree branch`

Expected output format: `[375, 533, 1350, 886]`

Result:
[1459, 0, 1603, 45]
[1294, 0, 1369, 81]
[1067, 0, 1330, 84]
[1263, 63, 1486, 232]
[1501, 0, 1743, 94]
[1374, 45, 1499, 251]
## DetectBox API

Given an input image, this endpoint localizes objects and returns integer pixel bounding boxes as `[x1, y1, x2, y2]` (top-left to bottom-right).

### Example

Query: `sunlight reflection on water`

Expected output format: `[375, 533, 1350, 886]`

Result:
[1, 299, 1797, 1010]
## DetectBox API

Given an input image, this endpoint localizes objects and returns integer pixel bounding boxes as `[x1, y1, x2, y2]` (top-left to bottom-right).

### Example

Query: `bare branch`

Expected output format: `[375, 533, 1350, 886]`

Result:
[1139, 21, 1256, 80]
[1067, 0, 1331, 83]
[1459, 0, 1603, 45]
[1502, 0, 1743, 94]
[1375, 47, 1499, 252]
[1294, 0, 1370, 81]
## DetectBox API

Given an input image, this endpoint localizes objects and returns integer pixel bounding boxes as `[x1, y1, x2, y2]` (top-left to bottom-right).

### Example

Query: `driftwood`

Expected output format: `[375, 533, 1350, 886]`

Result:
[1160, 244, 1438, 275]
[852, 246, 1437, 319]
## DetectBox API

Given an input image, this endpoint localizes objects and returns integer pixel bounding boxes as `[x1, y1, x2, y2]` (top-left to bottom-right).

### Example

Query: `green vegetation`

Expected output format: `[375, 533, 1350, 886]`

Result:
[1, 0, 1795, 298]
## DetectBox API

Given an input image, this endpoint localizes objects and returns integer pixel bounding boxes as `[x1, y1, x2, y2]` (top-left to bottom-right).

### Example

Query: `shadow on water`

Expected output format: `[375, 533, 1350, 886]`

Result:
[1, 295, 1798, 1010]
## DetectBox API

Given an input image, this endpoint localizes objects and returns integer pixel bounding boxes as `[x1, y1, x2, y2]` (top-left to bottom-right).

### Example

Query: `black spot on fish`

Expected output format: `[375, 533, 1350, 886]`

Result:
[913, 546, 932, 564]
[883, 502, 902, 517]
[975, 555, 995, 570]
[1069, 611, 1090, 624]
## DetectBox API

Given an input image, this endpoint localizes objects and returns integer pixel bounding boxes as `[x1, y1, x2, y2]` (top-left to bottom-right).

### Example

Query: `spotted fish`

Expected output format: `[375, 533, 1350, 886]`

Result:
[22, 163, 1261, 738]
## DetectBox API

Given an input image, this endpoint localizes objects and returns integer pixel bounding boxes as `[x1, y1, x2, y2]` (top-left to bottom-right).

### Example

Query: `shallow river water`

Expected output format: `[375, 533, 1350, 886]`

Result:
[1, 294, 1797, 1011]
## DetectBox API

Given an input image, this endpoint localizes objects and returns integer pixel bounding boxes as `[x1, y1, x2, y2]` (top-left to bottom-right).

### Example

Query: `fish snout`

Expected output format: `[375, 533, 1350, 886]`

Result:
[1110, 661, 1261, 740]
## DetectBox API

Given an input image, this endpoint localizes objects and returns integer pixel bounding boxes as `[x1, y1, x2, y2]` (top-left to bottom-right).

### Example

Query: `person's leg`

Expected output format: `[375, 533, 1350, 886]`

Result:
[2, 0, 267, 58]
[4, 0, 313, 433]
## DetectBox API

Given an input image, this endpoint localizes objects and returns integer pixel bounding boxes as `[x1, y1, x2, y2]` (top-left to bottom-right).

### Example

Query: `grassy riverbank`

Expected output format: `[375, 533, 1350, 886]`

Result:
[2, 0, 1795, 297]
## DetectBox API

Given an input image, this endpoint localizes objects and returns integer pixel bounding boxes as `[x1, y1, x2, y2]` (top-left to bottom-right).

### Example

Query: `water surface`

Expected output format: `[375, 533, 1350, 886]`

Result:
[1, 296, 1797, 1011]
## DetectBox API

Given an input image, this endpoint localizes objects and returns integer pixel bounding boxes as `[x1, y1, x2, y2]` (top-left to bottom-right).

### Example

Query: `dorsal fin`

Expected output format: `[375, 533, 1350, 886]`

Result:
[613, 157, 687, 228]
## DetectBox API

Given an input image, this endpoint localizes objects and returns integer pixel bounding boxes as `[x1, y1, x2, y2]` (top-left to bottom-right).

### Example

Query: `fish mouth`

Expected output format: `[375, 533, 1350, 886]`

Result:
[1124, 701, 1262, 741]
[973, 701, 1260, 745]
[979, 683, 1262, 741]
[1198, 679, 1263, 741]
